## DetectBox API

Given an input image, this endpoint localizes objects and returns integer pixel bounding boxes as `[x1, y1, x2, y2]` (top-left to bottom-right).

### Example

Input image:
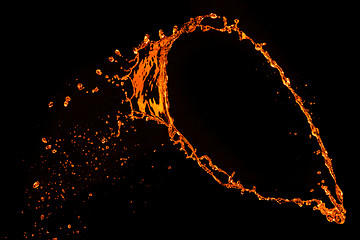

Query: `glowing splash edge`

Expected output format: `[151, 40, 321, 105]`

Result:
[96, 13, 346, 224]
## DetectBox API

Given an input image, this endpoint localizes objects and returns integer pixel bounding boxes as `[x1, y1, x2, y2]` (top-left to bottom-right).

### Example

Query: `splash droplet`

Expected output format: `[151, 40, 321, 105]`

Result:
[96, 69, 102, 75]
[210, 13, 218, 19]
[158, 29, 165, 39]
[64, 96, 71, 107]
[33, 181, 40, 189]
[173, 25, 179, 34]
[77, 83, 85, 91]
[92, 87, 99, 93]
[115, 49, 121, 56]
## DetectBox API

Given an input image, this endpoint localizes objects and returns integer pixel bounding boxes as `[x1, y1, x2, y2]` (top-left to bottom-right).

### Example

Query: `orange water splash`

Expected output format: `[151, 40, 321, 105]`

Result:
[27, 14, 346, 238]
[92, 13, 345, 223]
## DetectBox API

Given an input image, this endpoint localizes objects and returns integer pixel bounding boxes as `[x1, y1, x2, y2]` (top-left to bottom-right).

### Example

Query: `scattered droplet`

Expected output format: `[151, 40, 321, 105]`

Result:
[115, 49, 121, 56]
[64, 96, 71, 107]
[33, 181, 40, 189]
[77, 83, 85, 91]
[92, 87, 99, 93]
[96, 69, 102, 75]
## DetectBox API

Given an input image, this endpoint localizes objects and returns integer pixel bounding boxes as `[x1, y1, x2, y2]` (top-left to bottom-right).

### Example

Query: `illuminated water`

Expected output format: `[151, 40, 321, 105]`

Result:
[24, 13, 345, 239]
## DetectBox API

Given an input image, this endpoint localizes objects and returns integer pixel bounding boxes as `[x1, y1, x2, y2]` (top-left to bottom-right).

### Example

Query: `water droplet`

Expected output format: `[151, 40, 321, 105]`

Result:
[77, 83, 84, 91]
[92, 87, 99, 93]
[133, 47, 138, 55]
[158, 29, 165, 39]
[283, 77, 290, 86]
[64, 96, 71, 107]
[255, 43, 263, 51]
[143, 34, 150, 44]
[187, 24, 196, 33]
[209, 13, 218, 19]
[270, 60, 278, 68]
[243, 32, 249, 41]
[173, 25, 179, 34]
[201, 25, 211, 32]
[114, 49, 121, 56]
[33, 181, 40, 189]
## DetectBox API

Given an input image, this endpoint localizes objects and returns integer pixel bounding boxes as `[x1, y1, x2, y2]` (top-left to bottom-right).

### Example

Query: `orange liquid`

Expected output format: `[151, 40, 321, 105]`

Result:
[111, 13, 345, 224]
[28, 14, 345, 239]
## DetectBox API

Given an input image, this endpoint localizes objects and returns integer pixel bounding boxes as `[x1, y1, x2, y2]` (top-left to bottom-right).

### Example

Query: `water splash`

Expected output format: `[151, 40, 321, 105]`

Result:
[116, 13, 345, 223]
[25, 12, 346, 239]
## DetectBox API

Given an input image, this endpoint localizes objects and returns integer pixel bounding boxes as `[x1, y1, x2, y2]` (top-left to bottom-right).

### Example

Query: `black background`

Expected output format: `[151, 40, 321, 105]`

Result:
[3, 0, 358, 238]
